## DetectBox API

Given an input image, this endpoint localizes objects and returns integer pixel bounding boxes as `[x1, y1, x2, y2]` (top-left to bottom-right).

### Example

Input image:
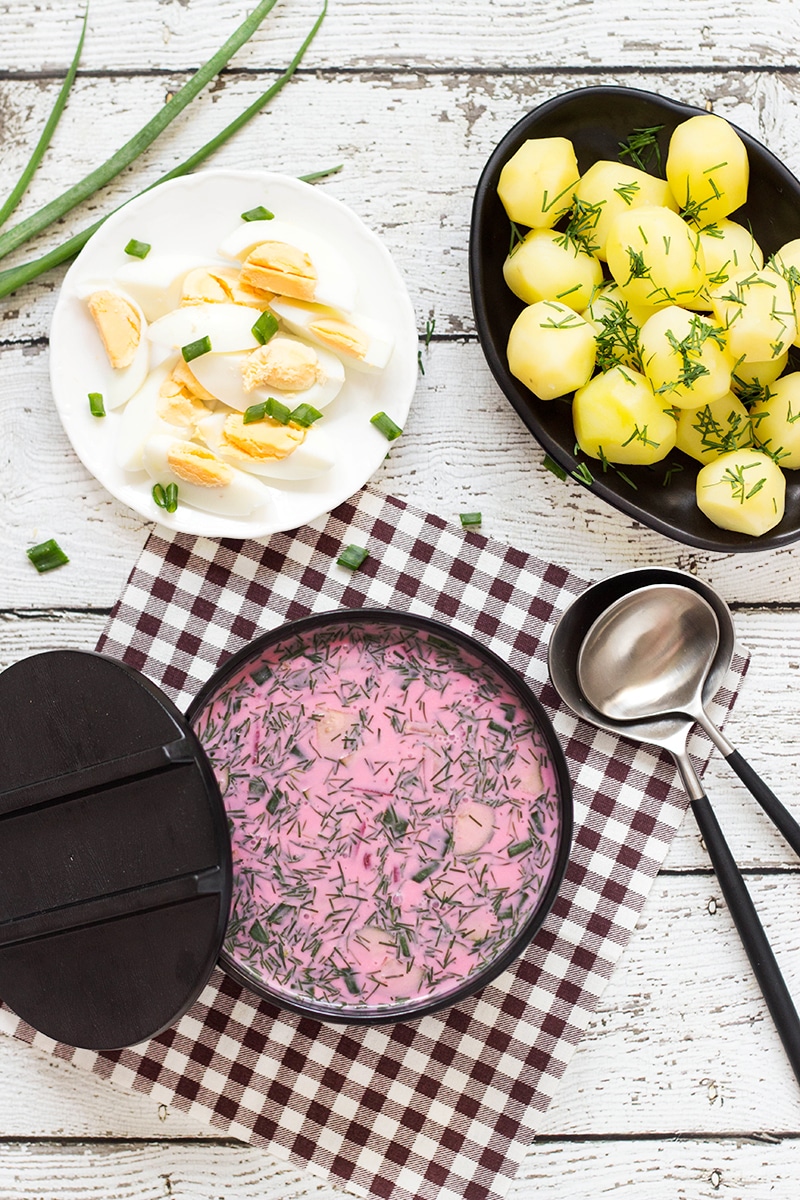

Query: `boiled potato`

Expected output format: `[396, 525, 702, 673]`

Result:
[769, 239, 800, 347]
[675, 391, 750, 463]
[731, 350, 789, 397]
[503, 229, 603, 310]
[750, 372, 800, 467]
[507, 301, 597, 400]
[581, 284, 655, 372]
[573, 364, 677, 464]
[666, 114, 749, 224]
[606, 205, 706, 310]
[699, 219, 763, 289]
[696, 447, 784, 535]
[497, 138, 580, 229]
[709, 269, 798, 363]
[638, 305, 733, 409]
[572, 161, 678, 260]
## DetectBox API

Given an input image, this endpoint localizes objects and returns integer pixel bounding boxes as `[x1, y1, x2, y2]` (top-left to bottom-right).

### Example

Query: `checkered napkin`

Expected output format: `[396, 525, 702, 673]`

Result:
[1, 485, 748, 1200]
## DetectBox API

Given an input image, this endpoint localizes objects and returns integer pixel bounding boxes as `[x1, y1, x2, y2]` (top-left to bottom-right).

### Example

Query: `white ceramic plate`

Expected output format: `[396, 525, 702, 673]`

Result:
[50, 170, 418, 537]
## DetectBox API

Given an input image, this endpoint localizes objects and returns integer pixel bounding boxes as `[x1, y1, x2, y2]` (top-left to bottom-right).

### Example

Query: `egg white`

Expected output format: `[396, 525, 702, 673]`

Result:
[116, 357, 204, 473]
[147, 302, 261, 354]
[198, 412, 336, 481]
[217, 219, 358, 313]
[115, 254, 211, 321]
[142, 433, 271, 517]
[268, 297, 395, 372]
[188, 336, 345, 413]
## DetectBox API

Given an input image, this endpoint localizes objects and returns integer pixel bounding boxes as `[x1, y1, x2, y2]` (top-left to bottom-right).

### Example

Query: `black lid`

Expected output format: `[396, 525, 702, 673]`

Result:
[0, 650, 232, 1050]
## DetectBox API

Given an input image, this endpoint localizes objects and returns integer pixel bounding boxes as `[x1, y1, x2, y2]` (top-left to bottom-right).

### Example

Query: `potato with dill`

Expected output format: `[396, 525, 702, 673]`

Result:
[750, 372, 800, 468]
[606, 205, 706, 310]
[666, 114, 749, 225]
[497, 137, 580, 229]
[573, 364, 677, 464]
[572, 161, 678, 260]
[503, 228, 602, 310]
[698, 218, 763, 290]
[709, 269, 797, 363]
[696, 447, 785, 535]
[507, 301, 596, 400]
[638, 307, 733, 409]
[675, 392, 751, 463]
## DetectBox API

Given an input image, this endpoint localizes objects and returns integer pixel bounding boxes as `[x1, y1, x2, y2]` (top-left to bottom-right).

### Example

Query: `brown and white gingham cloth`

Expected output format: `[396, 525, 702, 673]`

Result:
[1, 485, 748, 1200]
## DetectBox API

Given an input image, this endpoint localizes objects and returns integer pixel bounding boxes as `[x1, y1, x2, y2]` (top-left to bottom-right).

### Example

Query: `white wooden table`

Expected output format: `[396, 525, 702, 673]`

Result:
[2, 1, 800, 1195]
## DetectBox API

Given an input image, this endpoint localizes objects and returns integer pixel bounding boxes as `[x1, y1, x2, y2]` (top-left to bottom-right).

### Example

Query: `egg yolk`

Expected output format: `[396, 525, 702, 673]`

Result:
[87, 290, 141, 369]
[240, 241, 317, 302]
[242, 337, 320, 393]
[308, 317, 369, 360]
[166, 442, 233, 487]
[221, 413, 306, 461]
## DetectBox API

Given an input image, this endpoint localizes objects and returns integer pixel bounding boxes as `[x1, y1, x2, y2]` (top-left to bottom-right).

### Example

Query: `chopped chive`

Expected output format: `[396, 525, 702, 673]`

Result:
[266, 787, 282, 815]
[182, 335, 212, 362]
[342, 969, 361, 995]
[250, 920, 270, 944]
[26, 538, 69, 573]
[412, 862, 438, 883]
[459, 512, 482, 527]
[297, 163, 343, 183]
[543, 453, 568, 481]
[124, 238, 151, 259]
[152, 483, 167, 509]
[370, 411, 403, 441]
[289, 402, 323, 426]
[0, 3, 329, 300]
[508, 838, 534, 858]
[251, 665, 272, 685]
[88, 392, 105, 418]
[337, 544, 369, 570]
[252, 309, 279, 345]
[241, 205, 275, 222]
[243, 396, 291, 425]
[164, 483, 179, 513]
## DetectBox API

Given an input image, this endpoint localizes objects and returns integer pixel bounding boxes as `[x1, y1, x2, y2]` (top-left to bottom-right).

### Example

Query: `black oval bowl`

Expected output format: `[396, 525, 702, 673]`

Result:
[470, 85, 800, 553]
[188, 608, 573, 1026]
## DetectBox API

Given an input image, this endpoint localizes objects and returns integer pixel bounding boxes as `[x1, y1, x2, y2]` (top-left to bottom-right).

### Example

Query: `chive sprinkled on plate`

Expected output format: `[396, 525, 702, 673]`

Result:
[289, 402, 323, 427]
[252, 310, 279, 345]
[152, 482, 178, 512]
[460, 512, 482, 527]
[124, 238, 151, 259]
[244, 396, 291, 425]
[370, 411, 403, 441]
[88, 391, 105, 417]
[182, 334, 212, 362]
[26, 538, 69, 573]
[241, 205, 274, 222]
[337, 544, 369, 570]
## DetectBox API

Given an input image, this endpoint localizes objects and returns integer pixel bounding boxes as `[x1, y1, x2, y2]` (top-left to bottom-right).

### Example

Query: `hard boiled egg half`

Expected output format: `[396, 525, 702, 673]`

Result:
[218, 219, 358, 313]
[268, 297, 394, 373]
[142, 433, 270, 517]
[79, 283, 150, 409]
[188, 334, 345, 413]
[198, 411, 336, 481]
[147, 301, 260, 354]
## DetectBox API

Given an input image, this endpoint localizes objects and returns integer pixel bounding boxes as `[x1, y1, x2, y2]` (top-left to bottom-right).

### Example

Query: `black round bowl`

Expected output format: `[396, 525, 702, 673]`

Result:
[470, 85, 800, 553]
[188, 608, 573, 1025]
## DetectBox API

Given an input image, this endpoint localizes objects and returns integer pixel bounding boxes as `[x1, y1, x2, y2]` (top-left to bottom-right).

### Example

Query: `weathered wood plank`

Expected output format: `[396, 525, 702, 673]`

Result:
[0, 0, 797, 73]
[0, 71, 799, 344]
[2, 876, 800, 1140]
[6, 341, 800, 609]
[0, 1135, 796, 1200]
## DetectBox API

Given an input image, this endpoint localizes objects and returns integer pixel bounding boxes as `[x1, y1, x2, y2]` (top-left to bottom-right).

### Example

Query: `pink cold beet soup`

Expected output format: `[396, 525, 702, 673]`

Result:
[190, 611, 571, 1021]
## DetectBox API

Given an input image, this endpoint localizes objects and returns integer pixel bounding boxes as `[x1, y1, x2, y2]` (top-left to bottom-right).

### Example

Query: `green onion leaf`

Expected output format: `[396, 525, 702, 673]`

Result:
[88, 392, 105, 417]
[337, 544, 369, 570]
[182, 335, 212, 362]
[370, 411, 403, 441]
[342, 969, 361, 995]
[411, 862, 438, 883]
[297, 164, 343, 183]
[243, 396, 292, 425]
[164, 483, 179, 514]
[124, 238, 151, 259]
[289, 402, 323, 427]
[266, 787, 282, 815]
[0, 0, 283, 265]
[508, 838, 534, 858]
[0, 6, 88, 230]
[252, 310, 279, 345]
[241, 205, 274, 222]
[0, 3, 328, 300]
[152, 483, 167, 509]
[460, 512, 482, 527]
[26, 538, 69, 573]
[250, 920, 270, 944]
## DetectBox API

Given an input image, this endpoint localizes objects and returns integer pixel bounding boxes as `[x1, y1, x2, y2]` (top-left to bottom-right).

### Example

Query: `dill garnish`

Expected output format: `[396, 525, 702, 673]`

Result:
[618, 124, 664, 174]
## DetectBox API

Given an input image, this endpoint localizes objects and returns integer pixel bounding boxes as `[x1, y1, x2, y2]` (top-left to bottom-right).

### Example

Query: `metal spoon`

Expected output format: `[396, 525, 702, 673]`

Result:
[548, 568, 800, 1089]
[577, 583, 800, 858]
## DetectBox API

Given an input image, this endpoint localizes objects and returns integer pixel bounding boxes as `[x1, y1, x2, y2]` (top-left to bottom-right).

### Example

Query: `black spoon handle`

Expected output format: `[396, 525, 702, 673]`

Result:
[724, 748, 800, 860]
[690, 792, 800, 1088]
